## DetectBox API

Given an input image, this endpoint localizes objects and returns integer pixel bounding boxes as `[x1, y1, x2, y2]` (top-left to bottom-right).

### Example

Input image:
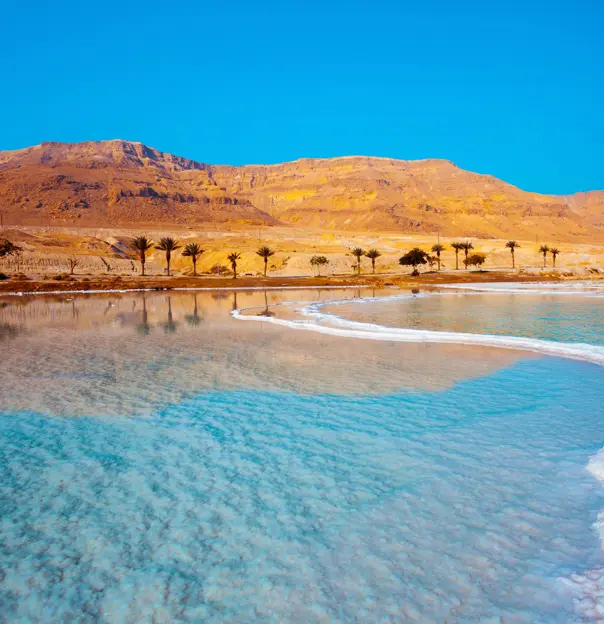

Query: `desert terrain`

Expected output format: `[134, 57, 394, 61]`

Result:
[0, 140, 602, 292]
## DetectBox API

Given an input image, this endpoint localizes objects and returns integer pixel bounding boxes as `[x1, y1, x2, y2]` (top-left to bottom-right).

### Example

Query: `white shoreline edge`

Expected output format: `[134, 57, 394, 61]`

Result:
[232, 286, 604, 366]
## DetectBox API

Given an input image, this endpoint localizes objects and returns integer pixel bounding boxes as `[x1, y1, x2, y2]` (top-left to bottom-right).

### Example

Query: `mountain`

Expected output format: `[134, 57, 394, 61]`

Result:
[0, 141, 278, 228]
[0, 140, 602, 240]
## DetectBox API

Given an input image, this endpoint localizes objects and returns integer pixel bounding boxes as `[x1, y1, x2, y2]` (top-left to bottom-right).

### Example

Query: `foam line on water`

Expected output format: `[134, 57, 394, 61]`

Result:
[233, 294, 604, 366]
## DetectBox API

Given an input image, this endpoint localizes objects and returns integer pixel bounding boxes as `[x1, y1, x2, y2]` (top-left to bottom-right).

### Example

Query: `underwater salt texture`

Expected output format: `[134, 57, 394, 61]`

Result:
[0, 285, 603, 623]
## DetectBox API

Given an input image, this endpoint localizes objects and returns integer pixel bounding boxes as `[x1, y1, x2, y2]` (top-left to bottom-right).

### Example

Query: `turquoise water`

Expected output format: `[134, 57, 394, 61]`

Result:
[0, 287, 603, 622]
[321, 288, 604, 345]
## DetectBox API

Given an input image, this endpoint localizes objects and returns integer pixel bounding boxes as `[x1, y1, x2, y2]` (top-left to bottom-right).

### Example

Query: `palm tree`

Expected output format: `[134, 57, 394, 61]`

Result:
[461, 241, 474, 269]
[227, 252, 241, 279]
[256, 246, 275, 277]
[539, 245, 550, 268]
[431, 243, 445, 271]
[505, 240, 520, 269]
[550, 247, 560, 268]
[131, 236, 154, 276]
[365, 249, 381, 274]
[182, 242, 204, 276]
[451, 242, 463, 270]
[155, 237, 181, 276]
[351, 247, 365, 275]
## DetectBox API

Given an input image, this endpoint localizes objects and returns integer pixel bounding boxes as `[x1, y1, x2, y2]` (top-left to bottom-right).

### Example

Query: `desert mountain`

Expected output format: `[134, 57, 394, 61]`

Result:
[0, 140, 602, 240]
[0, 141, 277, 228]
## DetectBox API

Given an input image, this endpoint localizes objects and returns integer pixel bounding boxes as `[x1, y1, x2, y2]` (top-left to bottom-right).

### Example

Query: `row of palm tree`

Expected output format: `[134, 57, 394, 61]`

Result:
[355, 239, 562, 274]
[538, 244, 560, 268]
[351, 243, 465, 274]
[131, 234, 564, 278]
[449, 241, 474, 270]
[131, 236, 277, 278]
[350, 248, 382, 274]
[505, 241, 560, 268]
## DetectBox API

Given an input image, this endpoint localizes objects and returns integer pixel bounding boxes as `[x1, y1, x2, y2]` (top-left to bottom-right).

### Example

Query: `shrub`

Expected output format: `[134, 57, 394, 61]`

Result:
[466, 253, 487, 268]
[0, 273, 8, 281]
[399, 248, 429, 276]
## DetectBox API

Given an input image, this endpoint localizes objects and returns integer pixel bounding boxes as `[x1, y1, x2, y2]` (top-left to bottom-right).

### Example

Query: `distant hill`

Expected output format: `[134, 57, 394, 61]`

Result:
[0, 140, 602, 240]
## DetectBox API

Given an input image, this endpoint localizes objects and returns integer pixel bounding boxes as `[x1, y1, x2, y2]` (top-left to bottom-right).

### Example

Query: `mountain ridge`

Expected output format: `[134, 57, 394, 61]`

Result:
[0, 140, 602, 239]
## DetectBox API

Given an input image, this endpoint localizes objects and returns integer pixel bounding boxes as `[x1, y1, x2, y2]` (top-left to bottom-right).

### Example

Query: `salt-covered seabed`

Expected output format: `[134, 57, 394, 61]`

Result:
[1, 285, 603, 622]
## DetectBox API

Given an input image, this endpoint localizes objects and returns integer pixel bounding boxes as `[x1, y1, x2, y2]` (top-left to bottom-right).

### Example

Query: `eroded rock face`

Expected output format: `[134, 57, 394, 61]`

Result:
[0, 141, 275, 228]
[0, 140, 601, 239]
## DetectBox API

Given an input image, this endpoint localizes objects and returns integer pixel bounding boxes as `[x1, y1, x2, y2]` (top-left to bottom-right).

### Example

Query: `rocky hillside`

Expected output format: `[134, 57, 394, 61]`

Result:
[0, 140, 602, 239]
[0, 141, 278, 228]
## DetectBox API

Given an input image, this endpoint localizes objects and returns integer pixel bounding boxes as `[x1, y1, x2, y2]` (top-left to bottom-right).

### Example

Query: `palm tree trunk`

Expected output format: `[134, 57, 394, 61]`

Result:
[437, 254, 441, 271]
[511, 251, 515, 269]
[166, 251, 171, 276]
[264, 258, 267, 277]
[543, 254, 546, 269]
[553, 256, 556, 268]
[455, 251, 459, 270]
[372, 259, 375, 273]
[141, 256, 146, 276]
[193, 258, 197, 276]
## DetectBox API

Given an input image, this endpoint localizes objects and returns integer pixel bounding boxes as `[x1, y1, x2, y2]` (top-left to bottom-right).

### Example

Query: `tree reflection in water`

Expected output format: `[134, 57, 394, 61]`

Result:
[185, 294, 203, 327]
[136, 295, 151, 336]
[258, 291, 275, 317]
[162, 297, 178, 334]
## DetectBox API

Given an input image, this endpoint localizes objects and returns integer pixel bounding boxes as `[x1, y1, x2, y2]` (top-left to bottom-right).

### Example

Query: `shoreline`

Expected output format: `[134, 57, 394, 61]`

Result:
[0, 270, 580, 297]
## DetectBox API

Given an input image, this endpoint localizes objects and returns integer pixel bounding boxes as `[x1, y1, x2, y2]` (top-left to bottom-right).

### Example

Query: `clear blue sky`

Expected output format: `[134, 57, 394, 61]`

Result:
[1, 0, 602, 194]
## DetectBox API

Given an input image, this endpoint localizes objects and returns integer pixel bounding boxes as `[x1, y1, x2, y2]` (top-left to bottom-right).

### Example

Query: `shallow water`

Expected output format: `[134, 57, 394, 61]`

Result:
[0, 286, 603, 622]
[321, 285, 604, 345]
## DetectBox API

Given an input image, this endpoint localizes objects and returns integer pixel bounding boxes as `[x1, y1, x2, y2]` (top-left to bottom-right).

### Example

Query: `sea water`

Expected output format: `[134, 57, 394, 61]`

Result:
[319, 282, 604, 345]
[0, 285, 603, 622]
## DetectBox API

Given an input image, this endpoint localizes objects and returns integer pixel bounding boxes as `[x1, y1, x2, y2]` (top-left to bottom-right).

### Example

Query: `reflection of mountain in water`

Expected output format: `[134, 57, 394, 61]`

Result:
[0, 287, 529, 417]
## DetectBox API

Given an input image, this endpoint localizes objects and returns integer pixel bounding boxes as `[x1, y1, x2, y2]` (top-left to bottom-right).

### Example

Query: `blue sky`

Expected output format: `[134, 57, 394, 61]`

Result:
[0, 0, 602, 194]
